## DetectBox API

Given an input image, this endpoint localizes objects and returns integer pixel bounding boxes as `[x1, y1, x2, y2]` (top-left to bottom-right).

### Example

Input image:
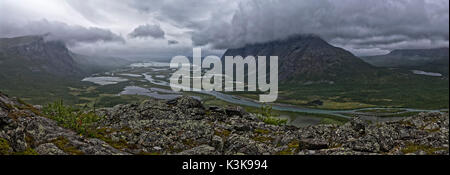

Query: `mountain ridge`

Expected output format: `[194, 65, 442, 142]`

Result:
[220, 35, 448, 109]
[0, 35, 83, 77]
[0, 35, 133, 77]
[0, 35, 132, 105]
[222, 34, 377, 83]
[362, 48, 449, 76]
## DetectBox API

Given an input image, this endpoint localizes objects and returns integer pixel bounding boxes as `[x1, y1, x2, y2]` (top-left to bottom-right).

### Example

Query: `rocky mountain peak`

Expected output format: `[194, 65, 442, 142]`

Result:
[0, 35, 82, 77]
[0, 35, 45, 49]
[222, 34, 375, 83]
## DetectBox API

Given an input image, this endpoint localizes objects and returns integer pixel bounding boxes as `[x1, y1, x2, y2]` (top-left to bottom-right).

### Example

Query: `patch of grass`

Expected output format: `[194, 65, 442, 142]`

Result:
[13, 148, 39, 155]
[255, 105, 288, 126]
[182, 139, 197, 148]
[0, 138, 39, 155]
[276, 140, 299, 155]
[259, 116, 288, 126]
[358, 108, 407, 113]
[254, 128, 270, 134]
[25, 135, 36, 148]
[88, 127, 137, 150]
[1, 101, 14, 111]
[42, 100, 103, 136]
[214, 129, 231, 138]
[318, 101, 375, 110]
[278, 71, 449, 110]
[319, 118, 346, 125]
[0, 138, 11, 155]
[379, 111, 421, 118]
[253, 136, 274, 143]
[138, 152, 161, 155]
[401, 144, 447, 155]
[424, 128, 441, 133]
[52, 136, 84, 155]
[15, 98, 43, 116]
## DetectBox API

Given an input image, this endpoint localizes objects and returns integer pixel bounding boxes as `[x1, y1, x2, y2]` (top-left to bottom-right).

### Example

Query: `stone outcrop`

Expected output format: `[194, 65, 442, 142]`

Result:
[0, 92, 126, 155]
[1, 92, 448, 155]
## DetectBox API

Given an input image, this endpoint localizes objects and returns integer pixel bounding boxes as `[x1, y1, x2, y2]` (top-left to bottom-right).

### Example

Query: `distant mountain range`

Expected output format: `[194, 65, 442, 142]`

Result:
[0, 35, 132, 102]
[221, 35, 448, 109]
[0, 35, 448, 109]
[362, 48, 449, 76]
[0, 35, 82, 77]
[0, 35, 132, 78]
[222, 34, 378, 84]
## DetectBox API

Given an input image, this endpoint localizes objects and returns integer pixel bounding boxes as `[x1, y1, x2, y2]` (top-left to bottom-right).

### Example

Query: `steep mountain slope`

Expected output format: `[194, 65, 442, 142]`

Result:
[419, 56, 449, 76]
[0, 35, 86, 103]
[0, 35, 83, 77]
[222, 34, 378, 83]
[0, 35, 132, 79]
[362, 48, 449, 76]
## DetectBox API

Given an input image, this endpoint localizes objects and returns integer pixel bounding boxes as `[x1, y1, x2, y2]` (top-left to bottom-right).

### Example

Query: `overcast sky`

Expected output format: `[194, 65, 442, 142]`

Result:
[0, 0, 448, 58]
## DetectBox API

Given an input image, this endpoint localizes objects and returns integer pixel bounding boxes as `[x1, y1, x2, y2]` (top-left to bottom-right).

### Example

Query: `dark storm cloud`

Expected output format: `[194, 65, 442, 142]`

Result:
[3, 0, 447, 57]
[188, 0, 449, 55]
[0, 19, 125, 46]
[128, 24, 165, 39]
[128, 0, 236, 28]
[168, 40, 179, 45]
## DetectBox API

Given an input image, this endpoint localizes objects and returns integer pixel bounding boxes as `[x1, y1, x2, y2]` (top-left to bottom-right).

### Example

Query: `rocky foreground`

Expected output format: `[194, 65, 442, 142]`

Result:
[1, 92, 448, 155]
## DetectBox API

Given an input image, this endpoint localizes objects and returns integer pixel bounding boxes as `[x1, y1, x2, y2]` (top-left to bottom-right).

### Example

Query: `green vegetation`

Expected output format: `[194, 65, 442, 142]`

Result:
[0, 73, 84, 105]
[255, 104, 288, 126]
[401, 143, 447, 155]
[138, 152, 162, 155]
[254, 128, 270, 134]
[52, 137, 84, 155]
[86, 127, 138, 150]
[42, 101, 138, 152]
[42, 100, 103, 136]
[319, 118, 346, 125]
[0, 138, 11, 155]
[357, 109, 407, 113]
[277, 69, 449, 110]
[13, 148, 39, 155]
[314, 101, 375, 110]
[230, 68, 448, 110]
[253, 136, 274, 143]
[214, 129, 231, 139]
[277, 140, 300, 155]
[376, 111, 421, 118]
[361, 48, 449, 76]
[0, 137, 36, 155]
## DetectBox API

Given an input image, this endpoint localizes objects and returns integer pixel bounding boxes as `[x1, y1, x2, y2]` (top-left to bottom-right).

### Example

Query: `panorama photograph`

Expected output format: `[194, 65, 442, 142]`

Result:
[0, 0, 448, 160]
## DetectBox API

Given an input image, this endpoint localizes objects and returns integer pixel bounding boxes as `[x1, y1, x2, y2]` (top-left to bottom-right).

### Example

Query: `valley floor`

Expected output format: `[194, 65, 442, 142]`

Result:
[2, 61, 448, 128]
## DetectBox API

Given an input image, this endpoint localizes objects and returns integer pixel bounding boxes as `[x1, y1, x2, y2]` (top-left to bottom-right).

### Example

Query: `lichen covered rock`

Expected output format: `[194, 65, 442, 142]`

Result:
[1, 92, 448, 155]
